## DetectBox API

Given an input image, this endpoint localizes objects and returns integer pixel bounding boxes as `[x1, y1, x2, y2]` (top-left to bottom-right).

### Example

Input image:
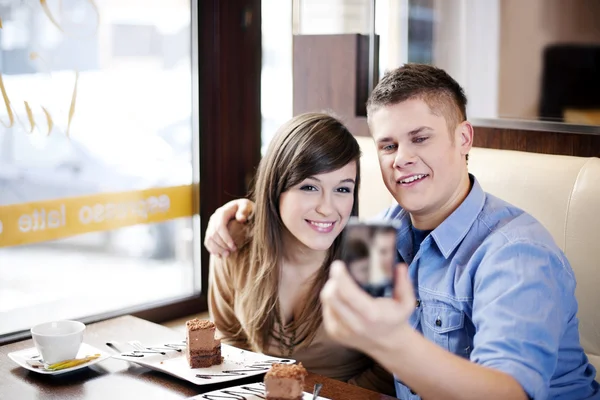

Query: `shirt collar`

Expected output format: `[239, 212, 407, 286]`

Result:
[430, 174, 485, 258]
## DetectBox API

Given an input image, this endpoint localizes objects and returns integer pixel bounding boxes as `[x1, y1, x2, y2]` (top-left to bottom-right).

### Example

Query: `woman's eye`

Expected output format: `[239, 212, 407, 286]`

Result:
[300, 185, 318, 191]
[414, 137, 428, 144]
[336, 186, 352, 193]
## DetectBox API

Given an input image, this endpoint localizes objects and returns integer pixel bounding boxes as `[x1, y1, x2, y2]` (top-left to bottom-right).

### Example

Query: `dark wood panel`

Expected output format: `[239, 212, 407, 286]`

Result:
[474, 126, 600, 157]
[293, 34, 378, 137]
[199, 0, 262, 303]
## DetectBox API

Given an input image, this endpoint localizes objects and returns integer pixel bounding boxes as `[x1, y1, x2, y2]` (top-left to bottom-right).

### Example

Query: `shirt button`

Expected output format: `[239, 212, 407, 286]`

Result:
[435, 317, 442, 327]
[415, 299, 421, 308]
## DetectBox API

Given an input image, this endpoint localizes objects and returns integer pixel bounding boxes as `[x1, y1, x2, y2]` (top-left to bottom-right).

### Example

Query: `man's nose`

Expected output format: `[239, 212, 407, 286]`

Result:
[393, 146, 417, 168]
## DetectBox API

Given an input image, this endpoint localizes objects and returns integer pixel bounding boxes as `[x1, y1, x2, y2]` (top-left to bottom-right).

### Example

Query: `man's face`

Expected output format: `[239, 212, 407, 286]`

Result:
[372, 231, 396, 276]
[369, 98, 472, 222]
[370, 230, 396, 279]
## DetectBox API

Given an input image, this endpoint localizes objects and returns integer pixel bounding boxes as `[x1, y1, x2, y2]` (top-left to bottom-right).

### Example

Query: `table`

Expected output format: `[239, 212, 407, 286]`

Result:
[0, 315, 396, 400]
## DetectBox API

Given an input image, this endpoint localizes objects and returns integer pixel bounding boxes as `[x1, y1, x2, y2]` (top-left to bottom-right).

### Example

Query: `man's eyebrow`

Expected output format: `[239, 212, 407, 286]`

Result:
[376, 126, 434, 144]
[407, 126, 434, 136]
[376, 137, 394, 145]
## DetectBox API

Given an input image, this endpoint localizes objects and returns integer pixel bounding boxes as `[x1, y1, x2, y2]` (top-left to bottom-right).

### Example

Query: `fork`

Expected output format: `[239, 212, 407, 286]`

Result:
[312, 383, 323, 400]
[127, 340, 166, 355]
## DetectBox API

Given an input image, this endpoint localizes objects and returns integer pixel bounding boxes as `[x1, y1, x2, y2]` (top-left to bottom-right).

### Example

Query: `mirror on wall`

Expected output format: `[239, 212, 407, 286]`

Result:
[384, 0, 600, 127]
[265, 0, 600, 132]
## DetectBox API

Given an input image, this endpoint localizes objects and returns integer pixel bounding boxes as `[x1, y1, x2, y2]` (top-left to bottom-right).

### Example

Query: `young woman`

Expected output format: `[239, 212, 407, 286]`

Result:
[208, 113, 394, 395]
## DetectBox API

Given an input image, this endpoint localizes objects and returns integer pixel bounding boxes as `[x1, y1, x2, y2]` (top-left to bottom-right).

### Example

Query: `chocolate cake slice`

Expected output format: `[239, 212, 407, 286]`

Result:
[185, 319, 222, 368]
[264, 363, 308, 400]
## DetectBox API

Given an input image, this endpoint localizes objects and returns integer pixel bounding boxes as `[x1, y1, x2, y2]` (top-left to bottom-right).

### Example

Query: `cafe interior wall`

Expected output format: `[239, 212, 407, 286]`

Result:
[498, 0, 600, 121]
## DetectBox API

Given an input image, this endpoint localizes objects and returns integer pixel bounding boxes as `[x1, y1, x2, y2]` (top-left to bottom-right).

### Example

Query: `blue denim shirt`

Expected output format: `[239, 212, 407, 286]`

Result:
[380, 175, 599, 400]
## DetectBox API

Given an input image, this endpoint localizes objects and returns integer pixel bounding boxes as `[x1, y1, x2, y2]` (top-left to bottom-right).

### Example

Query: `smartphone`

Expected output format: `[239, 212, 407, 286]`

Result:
[341, 217, 401, 297]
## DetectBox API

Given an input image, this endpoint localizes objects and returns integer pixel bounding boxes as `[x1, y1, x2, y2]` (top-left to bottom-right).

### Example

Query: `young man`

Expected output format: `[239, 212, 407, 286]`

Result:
[204, 64, 599, 399]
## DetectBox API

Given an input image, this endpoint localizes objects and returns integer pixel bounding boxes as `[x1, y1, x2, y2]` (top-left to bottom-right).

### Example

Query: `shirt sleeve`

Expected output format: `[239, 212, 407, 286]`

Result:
[208, 255, 251, 350]
[470, 240, 576, 400]
[347, 359, 397, 396]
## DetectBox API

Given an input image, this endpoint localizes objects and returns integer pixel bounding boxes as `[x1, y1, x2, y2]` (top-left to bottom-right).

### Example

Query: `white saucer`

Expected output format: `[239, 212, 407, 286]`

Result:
[7, 343, 111, 375]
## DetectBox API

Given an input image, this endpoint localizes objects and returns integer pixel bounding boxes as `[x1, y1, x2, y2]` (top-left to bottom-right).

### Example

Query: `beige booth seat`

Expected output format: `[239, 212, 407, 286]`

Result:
[356, 136, 600, 375]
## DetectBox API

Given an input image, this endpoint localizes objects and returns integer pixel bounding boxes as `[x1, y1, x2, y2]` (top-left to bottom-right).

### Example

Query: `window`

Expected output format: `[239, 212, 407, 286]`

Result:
[261, 0, 292, 155]
[0, 0, 199, 340]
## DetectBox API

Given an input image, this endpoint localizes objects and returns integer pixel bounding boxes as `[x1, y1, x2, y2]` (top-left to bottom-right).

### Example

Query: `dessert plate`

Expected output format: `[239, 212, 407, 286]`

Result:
[187, 382, 330, 400]
[111, 341, 296, 386]
[7, 343, 111, 375]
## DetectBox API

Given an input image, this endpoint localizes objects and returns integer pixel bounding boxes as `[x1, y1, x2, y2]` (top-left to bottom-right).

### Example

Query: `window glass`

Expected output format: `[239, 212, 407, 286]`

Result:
[0, 0, 198, 338]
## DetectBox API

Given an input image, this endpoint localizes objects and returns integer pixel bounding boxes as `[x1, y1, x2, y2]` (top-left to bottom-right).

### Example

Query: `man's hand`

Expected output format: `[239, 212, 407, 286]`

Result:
[320, 261, 416, 356]
[204, 199, 254, 257]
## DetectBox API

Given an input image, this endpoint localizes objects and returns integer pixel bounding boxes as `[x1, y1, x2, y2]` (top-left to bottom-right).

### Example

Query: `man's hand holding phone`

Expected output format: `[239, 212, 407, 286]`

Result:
[320, 258, 416, 357]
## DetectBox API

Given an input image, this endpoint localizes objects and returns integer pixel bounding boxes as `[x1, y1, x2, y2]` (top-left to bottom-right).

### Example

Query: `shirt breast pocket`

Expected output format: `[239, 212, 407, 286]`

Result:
[422, 305, 471, 358]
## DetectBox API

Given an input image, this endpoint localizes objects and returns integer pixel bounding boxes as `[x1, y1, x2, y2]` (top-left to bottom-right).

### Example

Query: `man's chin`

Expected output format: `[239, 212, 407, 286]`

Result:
[405, 202, 426, 209]
[394, 198, 431, 214]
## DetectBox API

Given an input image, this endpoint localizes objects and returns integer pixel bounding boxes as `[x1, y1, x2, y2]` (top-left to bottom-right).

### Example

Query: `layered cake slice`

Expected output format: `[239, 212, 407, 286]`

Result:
[185, 319, 222, 368]
[264, 363, 308, 400]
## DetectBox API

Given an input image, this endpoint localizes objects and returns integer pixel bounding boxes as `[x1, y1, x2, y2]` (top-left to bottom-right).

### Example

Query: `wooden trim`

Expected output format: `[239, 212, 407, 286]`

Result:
[471, 118, 600, 136]
[473, 125, 600, 157]
[133, 295, 207, 323]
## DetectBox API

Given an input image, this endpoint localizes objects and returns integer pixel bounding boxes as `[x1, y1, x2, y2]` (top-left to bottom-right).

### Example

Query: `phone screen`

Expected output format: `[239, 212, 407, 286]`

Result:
[341, 218, 400, 297]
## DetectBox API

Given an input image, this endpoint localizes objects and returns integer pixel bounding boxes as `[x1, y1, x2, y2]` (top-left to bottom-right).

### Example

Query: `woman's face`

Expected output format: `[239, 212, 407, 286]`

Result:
[279, 162, 357, 252]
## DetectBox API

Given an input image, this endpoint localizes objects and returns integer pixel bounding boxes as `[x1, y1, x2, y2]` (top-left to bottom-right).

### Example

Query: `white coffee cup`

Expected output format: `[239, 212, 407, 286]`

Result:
[30, 320, 85, 364]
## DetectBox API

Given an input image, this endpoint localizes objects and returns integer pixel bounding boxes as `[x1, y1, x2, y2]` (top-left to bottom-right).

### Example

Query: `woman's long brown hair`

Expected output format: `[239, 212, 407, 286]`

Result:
[231, 112, 361, 352]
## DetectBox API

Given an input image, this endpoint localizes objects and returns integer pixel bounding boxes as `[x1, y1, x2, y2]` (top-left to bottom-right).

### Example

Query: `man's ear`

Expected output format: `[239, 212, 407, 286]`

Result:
[456, 121, 474, 156]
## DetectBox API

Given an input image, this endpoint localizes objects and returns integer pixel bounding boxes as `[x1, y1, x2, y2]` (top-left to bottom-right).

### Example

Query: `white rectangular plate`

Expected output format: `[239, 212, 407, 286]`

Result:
[187, 382, 330, 400]
[111, 341, 296, 386]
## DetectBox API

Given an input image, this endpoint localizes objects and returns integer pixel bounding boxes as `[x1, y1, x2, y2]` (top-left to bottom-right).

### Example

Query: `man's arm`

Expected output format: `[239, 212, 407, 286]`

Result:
[390, 241, 569, 400]
[204, 199, 254, 257]
[321, 255, 566, 400]
[370, 329, 527, 400]
[467, 240, 572, 400]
